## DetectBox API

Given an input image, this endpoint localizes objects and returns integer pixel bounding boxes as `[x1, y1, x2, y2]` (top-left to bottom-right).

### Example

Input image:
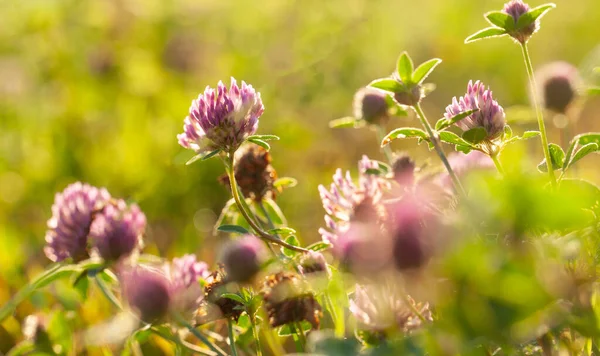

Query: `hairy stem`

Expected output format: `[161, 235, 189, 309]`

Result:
[251, 318, 263, 356]
[226, 154, 307, 253]
[520, 43, 557, 188]
[491, 153, 505, 176]
[376, 125, 394, 164]
[227, 319, 239, 356]
[413, 103, 466, 198]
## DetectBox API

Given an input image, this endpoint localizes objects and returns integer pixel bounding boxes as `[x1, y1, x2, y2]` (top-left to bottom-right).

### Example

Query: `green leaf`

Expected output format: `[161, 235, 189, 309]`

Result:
[328, 116, 358, 129]
[247, 134, 280, 141]
[516, 3, 556, 29]
[247, 138, 270, 151]
[273, 177, 298, 189]
[465, 27, 507, 43]
[435, 109, 479, 131]
[281, 235, 300, 258]
[462, 127, 488, 144]
[186, 149, 221, 165]
[277, 321, 312, 336]
[537, 143, 565, 172]
[455, 145, 473, 154]
[522, 131, 541, 139]
[438, 131, 474, 147]
[563, 133, 600, 170]
[381, 128, 427, 146]
[569, 143, 599, 167]
[268, 227, 296, 236]
[396, 52, 414, 84]
[485, 11, 515, 30]
[217, 224, 250, 235]
[221, 293, 246, 305]
[307, 241, 332, 252]
[503, 125, 513, 140]
[411, 58, 441, 84]
[261, 198, 287, 225]
[368, 78, 403, 93]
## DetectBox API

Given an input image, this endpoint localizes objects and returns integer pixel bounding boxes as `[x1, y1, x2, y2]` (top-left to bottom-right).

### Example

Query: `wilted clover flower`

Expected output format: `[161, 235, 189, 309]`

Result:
[197, 266, 245, 323]
[89, 199, 146, 262]
[535, 61, 581, 114]
[220, 235, 266, 283]
[218, 144, 277, 201]
[350, 283, 432, 335]
[44, 182, 111, 262]
[177, 78, 264, 153]
[445, 80, 506, 141]
[262, 272, 322, 329]
[298, 250, 329, 276]
[503, 0, 536, 43]
[353, 87, 390, 125]
[318, 156, 390, 246]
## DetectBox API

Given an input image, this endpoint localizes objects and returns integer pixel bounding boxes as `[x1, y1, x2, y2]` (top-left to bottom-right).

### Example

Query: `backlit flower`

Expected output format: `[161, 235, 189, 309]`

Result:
[353, 87, 390, 125]
[220, 235, 266, 283]
[535, 61, 581, 114]
[503, 0, 536, 43]
[177, 78, 264, 153]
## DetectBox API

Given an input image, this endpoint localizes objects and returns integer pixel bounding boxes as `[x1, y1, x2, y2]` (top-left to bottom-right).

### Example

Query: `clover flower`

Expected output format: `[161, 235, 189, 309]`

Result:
[392, 153, 416, 187]
[445, 80, 506, 141]
[197, 266, 245, 324]
[535, 61, 581, 114]
[391, 195, 433, 271]
[298, 250, 329, 276]
[503, 0, 536, 43]
[44, 182, 111, 262]
[353, 87, 390, 125]
[318, 156, 390, 246]
[350, 283, 432, 335]
[262, 272, 322, 329]
[220, 235, 266, 283]
[218, 144, 277, 201]
[177, 78, 264, 153]
[89, 199, 146, 262]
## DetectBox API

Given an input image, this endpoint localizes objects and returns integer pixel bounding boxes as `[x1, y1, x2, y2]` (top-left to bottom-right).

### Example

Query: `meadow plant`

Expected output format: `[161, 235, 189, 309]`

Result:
[4, 1, 600, 355]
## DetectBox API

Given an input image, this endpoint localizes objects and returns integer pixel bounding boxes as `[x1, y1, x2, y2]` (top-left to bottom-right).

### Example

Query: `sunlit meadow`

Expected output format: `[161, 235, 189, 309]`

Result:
[1, 0, 600, 355]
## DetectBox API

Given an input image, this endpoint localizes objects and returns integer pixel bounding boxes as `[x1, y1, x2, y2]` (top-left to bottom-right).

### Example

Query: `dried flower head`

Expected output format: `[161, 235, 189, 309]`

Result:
[298, 250, 329, 276]
[350, 283, 432, 335]
[445, 80, 506, 140]
[177, 78, 264, 153]
[121, 266, 172, 323]
[503, 0, 536, 43]
[218, 145, 277, 201]
[89, 199, 146, 262]
[318, 156, 390, 246]
[262, 272, 322, 329]
[535, 61, 581, 114]
[197, 266, 244, 323]
[353, 87, 390, 125]
[220, 235, 266, 283]
[392, 154, 416, 187]
[44, 182, 111, 262]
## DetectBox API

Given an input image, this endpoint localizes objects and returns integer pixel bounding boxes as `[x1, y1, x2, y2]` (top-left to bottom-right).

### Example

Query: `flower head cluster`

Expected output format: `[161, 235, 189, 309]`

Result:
[350, 283, 432, 335]
[177, 78, 264, 153]
[44, 182, 111, 262]
[353, 87, 390, 125]
[535, 61, 580, 114]
[218, 145, 277, 201]
[89, 200, 146, 262]
[503, 0, 536, 43]
[318, 156, 390, 246]
[445, 80, 506, 141]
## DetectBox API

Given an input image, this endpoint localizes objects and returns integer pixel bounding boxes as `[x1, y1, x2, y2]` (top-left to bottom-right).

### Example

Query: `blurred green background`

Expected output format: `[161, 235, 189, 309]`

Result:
[0, 0, 599, 304]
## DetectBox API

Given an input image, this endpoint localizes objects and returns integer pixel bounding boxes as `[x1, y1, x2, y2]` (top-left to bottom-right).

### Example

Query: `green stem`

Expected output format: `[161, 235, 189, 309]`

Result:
[226, 154, 307, 253]
[257, 201, 288, 260]
[94, 274, 122, 310]
[227, 319, 239, 356]
[413, 103, 467, 198]
[491, 154, 505, 176]
[251, 319, 263, 356]
[520, 42, 557, 188]
[174, 314, 227, 356]
[295, 322, 307, 346]
[376, 125, 394, 165]
[289, 324, 304, 352]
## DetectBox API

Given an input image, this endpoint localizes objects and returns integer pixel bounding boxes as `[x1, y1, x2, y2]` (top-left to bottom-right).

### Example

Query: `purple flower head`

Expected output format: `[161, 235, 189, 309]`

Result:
[220, 235, 266, 283]
[437, 151, 495, 189]
[390, 195, 433, 271]
[335, 222, 394, 275]
[350, 283, 432, 334]
[353, 87, 390, 125]
[445, 80, 506, 140]
[89, 200, 146, 262]
[392, 153, 416, 187]
[122, 266, 172, 323]
[535, 61, 581, 114]
[177, 78, 264, 153]
[44, 182, 111, 262]
[166, 254, 210, 314]
[318, 156, 390, 247]
[503, 0, 536, 43]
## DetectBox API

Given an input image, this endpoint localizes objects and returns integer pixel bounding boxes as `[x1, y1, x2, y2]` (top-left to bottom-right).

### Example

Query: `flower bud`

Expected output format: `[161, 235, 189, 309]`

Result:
[503, 0, 536, 43]
[393, 85, 422, 106]
[353, 87, 390, 125]
[535, 61, 580, 114]
[220, 235, 266, 283]
[122, 267, 171, 323]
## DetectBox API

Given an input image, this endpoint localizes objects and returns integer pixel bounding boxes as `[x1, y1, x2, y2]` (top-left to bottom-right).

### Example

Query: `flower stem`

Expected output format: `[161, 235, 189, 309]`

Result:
[289, 324, 304, 352]
[251, 318, 263, 356]
[227, 319, 239, 356]
[376, 125, 394, 165]
[491, 154, 505, 176]
[520, 42, 557, 188]
[226, 155, 307, 253]
[413, 103, 466, 198]
[174, 313, 227, 356]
